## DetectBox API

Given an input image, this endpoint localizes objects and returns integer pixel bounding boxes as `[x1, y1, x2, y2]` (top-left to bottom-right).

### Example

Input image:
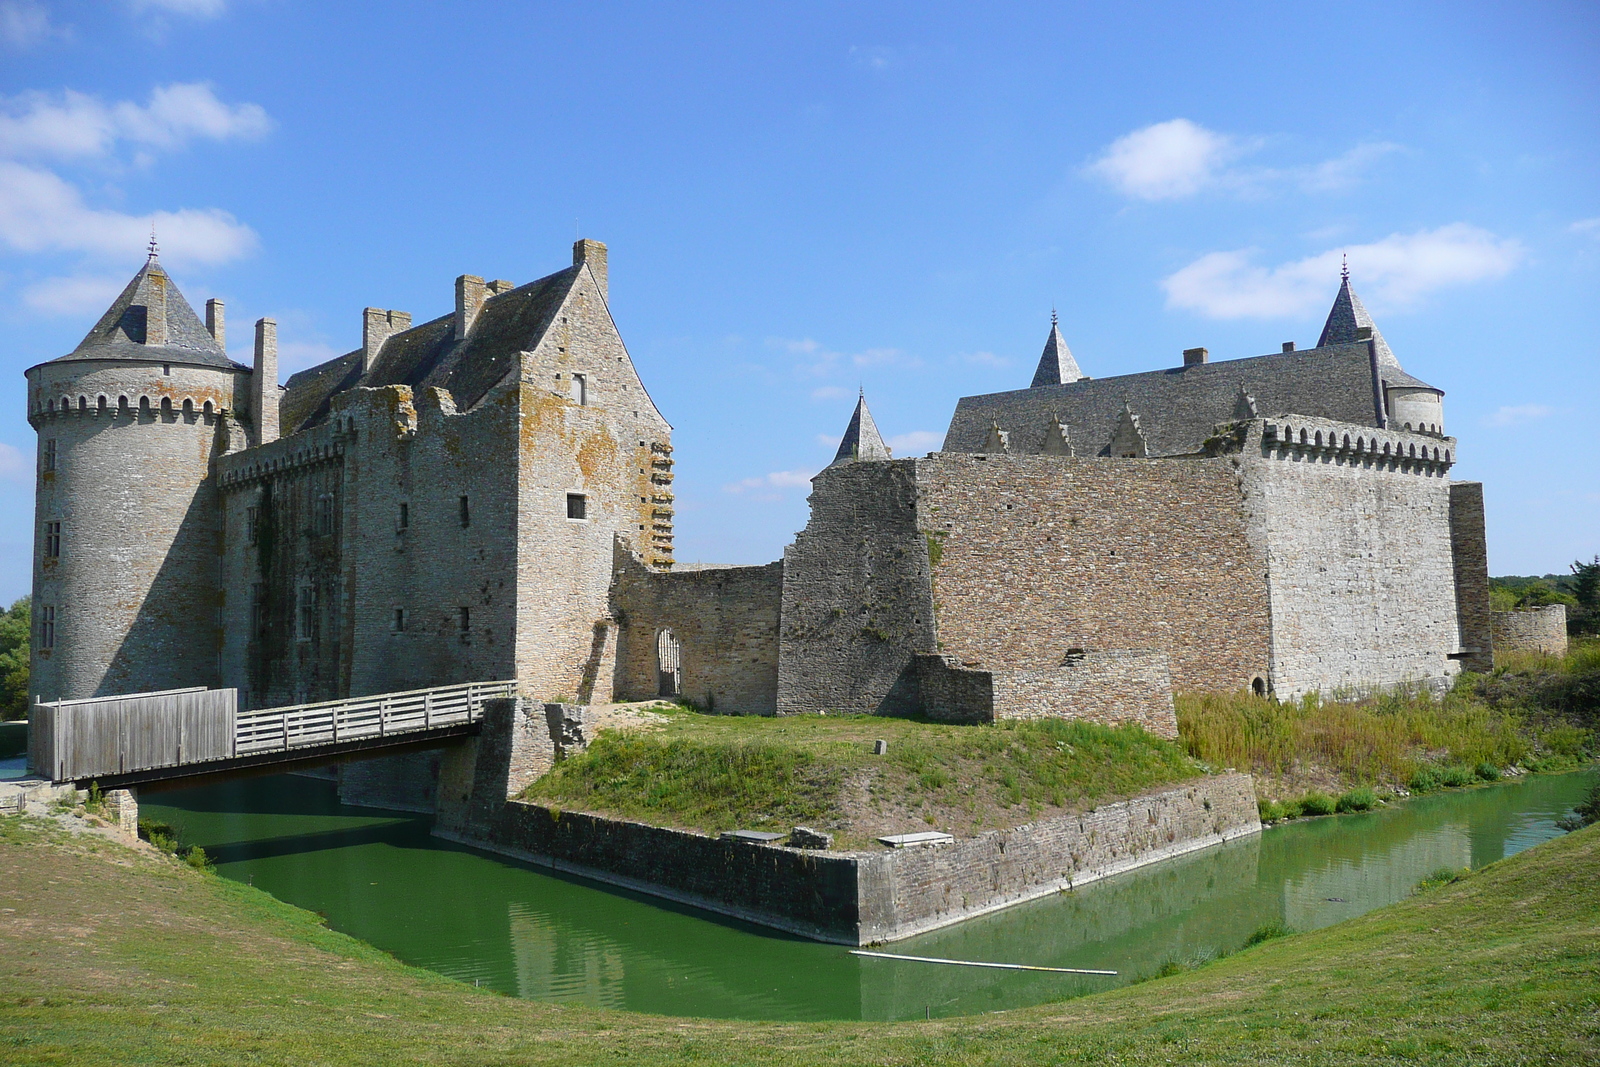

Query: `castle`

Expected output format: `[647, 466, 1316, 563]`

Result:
[27, 241, 1493, 762]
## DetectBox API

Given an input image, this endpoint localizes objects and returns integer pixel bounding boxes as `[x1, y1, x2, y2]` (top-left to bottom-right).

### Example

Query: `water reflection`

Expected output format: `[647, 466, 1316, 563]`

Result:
[141, 766, 1596, 1021]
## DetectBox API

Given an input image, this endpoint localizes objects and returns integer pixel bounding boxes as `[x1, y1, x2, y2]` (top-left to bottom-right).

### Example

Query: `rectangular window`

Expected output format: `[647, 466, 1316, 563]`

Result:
[315, 493, 335, 536]
[458, 606, 470, 640]
[392, 607, 406, 633]
[42, 439, 56, 473]
[571, 373, 587, 406]
[458, 495, 470, 527]
[397, 501, 409, 531]
[251, 583, 267, 639]
[43, 521, 60, 559]
[566, 493, 587, 520]
[246, 505, 260, 546]
[297, 585, 319, 643]
[39, 605, 55, 649]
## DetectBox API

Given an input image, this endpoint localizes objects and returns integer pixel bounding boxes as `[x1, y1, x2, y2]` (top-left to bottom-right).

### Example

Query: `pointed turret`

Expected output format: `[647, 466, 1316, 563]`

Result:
[1040, 412, 1075, 456]
[830, 391, 893, 466]
[1106, 401, 1147, 458]
[1030, 310, 1084, 387]
[57, 256, 233, 369]
[1316, 267, 1399, 370]
[1232, 385, 1258, 421]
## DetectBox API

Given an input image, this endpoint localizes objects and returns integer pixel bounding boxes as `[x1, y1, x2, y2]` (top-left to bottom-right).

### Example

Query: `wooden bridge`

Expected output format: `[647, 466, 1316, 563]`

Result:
[28, 680, 518, 791]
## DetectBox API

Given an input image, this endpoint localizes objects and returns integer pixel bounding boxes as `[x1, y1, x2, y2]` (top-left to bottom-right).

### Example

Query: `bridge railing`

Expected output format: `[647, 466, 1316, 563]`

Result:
[232, 680, 518, 757]
[31, 680, 518, 782]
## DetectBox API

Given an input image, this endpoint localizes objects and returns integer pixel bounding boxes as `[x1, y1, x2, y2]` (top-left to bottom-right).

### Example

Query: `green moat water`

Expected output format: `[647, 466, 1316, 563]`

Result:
[142, 767, 1596, 1022]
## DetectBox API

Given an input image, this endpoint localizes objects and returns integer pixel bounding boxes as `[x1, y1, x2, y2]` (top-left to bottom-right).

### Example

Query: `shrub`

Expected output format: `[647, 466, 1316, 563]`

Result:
[1474, 761, 1502, 782]
[1555, 783, 1600, 833]
[1335, 787, 1378, 813]
[183, 846, 213, 871]
[1242, 921, 1292, 948]
[1415, 866, 1470, 892]
[1439, 765, 1475, 788]
[1298, 793, 1335, 817]
[1542, 725, 1592, 761]
[137, 818, 178, 854]
[1409, 768, 1440, 793]
[1257, 798, 1286, 822]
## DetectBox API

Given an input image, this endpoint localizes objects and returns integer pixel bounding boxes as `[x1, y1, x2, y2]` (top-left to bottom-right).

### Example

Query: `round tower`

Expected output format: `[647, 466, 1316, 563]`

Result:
[25, 251, 252, 700]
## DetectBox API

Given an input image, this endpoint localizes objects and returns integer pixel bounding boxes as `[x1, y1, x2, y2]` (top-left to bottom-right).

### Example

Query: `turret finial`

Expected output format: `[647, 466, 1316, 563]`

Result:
[1340, 253, 1348, 284]
[1051, 306, 1058, 328]
[147, 224, 159, 262]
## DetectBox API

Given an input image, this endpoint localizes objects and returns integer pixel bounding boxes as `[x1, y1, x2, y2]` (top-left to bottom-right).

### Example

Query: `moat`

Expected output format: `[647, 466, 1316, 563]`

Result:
[139, 767, 1597, 1022]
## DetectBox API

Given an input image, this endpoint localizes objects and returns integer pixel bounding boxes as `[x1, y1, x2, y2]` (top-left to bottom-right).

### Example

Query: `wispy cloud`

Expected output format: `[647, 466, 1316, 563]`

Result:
[810, 385, 851, 401]
[849, 45, 896, 72]
[1162, 224, 1524, 320]
[21, 273, 125, 316]
[888, 430, 941, 455]
[0, 0, 56, 48]
[1484, 404, 1553, 428]
[130, 0, 227, 18]
[1572, 218, 1600, 239]
[723, 469, 816, 500]
[0, 161, 257, 266]
[1086, 119, 1397, 201]
[0, 442, 29, 482]
[0, 83, 271, 161]
[950, 350, 1008, 367]
[768, 336, 920, 378]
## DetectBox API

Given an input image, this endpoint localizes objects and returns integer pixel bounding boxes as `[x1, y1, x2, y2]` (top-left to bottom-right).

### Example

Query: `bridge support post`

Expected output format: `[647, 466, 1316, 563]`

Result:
[435, 697, 557, 840]
[106, 788, 138, 836]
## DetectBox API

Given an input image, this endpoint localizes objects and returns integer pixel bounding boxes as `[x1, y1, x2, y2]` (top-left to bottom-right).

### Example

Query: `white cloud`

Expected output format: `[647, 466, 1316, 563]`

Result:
[1086, 119, 1242, 200]
[0, 0, 54, 48]
[1572, 218, 1600, 239]
[1087, 119, 1397, 200]
[723, 469, 816, 497]
[951, 350, 1008, 367]
[770, 336, 919, 378]
[21, 273, 125, 316]
[816, 433, 841, 449]
[130, 0, 226, 17]
[810, 385, 851, 401]
[0, 83, 271, 161]
[1161, 224, 1524, 320]
[1484, 404, 1553, 428]
[888, 430, 941, 455]
[0, 161, 258, 266]
[0, 441, 29, 481]
[849, 45, 895, 72]
[277, 340, 341, 375]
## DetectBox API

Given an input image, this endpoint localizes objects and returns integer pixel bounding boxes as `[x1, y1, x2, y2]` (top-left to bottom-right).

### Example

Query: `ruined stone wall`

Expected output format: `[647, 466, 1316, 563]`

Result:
[1449, 482, 1494, 671]
[513, 267, 675, 702]
[914, 652, 1178, 737]
[1237, 418, 1463, 698]
[1491, 605, 1568, 657]
[778, 460, 936, 715]
[28, 359, 246, 700]
[919, 453, 1270, 695]
[611, 552, 782, 713]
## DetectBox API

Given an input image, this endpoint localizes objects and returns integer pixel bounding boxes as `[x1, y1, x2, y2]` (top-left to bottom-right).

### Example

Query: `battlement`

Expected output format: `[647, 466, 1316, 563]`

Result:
[1257, 416, 1455, 476]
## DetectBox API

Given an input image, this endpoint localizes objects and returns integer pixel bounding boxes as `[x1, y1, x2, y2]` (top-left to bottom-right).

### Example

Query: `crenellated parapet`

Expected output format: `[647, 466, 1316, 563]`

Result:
[1258, 416, 1455, 476]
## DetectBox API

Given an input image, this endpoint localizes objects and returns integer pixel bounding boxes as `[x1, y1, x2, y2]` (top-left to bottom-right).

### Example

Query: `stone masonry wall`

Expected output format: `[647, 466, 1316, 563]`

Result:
[919, 453, 1271, 694]
[611, 550, 782, 713]
[1237, 418, 1464, 698]
[29, 359, 246, 700]
[1449, 482, 1494, 671]
[1492, 606, 1568, 657]
[778, 460, 936, 715]
[914, 652, 1178, 737]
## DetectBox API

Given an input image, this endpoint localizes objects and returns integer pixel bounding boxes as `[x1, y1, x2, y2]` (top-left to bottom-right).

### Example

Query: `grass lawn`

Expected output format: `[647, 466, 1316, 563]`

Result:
[1, 812, 1597, 1065]
[521, 710, 1202, 847]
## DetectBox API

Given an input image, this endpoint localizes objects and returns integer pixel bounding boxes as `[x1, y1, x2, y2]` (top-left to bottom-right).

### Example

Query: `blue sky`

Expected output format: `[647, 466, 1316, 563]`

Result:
[1, 1, 1596, 602]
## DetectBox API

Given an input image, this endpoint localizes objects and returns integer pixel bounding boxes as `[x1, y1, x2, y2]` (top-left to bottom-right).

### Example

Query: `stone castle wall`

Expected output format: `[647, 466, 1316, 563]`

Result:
[611, 552, 782, 713]
[1491, 605, 1568, 657]
[1449, 482, 1494, 671]
[917, 453, 1271, 694]
[1237, 419, 1464, 698]
[915, 651, 1178, 737]
[27, 359, 247, 700]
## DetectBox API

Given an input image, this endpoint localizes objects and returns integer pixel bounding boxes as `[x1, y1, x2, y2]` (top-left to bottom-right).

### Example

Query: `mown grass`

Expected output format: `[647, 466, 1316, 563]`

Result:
[522, 711, 1201, 843]
[2, 812, 1597, 1065]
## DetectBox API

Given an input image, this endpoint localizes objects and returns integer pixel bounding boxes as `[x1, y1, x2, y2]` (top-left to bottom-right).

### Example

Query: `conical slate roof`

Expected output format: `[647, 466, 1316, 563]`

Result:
[51, 256, 237, 369]
[830, 392, 892, 466]
[1316, 272, 1399, 370]
[1030, 314, 1083, 387]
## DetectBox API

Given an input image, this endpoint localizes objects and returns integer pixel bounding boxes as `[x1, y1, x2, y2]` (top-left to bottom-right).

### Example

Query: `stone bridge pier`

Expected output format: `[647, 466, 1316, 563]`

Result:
[434, 698, 586, 840]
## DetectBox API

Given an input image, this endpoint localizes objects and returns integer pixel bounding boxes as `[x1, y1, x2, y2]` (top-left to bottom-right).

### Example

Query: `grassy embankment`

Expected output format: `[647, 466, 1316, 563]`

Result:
[522, 713, 1200, 847]
[2, 811, 1597, 1065]
[1179, 640, 1599, 821]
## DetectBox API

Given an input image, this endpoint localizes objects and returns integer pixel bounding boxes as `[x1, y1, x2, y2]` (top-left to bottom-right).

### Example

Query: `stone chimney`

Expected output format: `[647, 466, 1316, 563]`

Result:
[253, 318, 279, 445]
[573, 239, 607, 301]
[1281, 341, 1295, 353]
[455, 275, 485, 339]
[362, 308, 411, 373]
[1183, 347, 1208, 366]
[206, 299, 225, 349]
[146, 272, 168, 346]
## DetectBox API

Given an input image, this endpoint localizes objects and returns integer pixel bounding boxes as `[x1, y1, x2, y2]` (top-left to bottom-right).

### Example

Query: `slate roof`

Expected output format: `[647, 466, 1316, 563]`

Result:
[830, 392, 892, 465]
[44, 258, 243, 371]
[944, 279, 1443, 458]
[1030, 316, 1083, 386]
[280, 265, 581, 435]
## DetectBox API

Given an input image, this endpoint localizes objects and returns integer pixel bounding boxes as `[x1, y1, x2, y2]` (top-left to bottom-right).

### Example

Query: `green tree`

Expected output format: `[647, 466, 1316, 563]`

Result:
[0, 597, 30, 720]
[1573, 557, 1599, 610]
[1517, 581, 1578, 609]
